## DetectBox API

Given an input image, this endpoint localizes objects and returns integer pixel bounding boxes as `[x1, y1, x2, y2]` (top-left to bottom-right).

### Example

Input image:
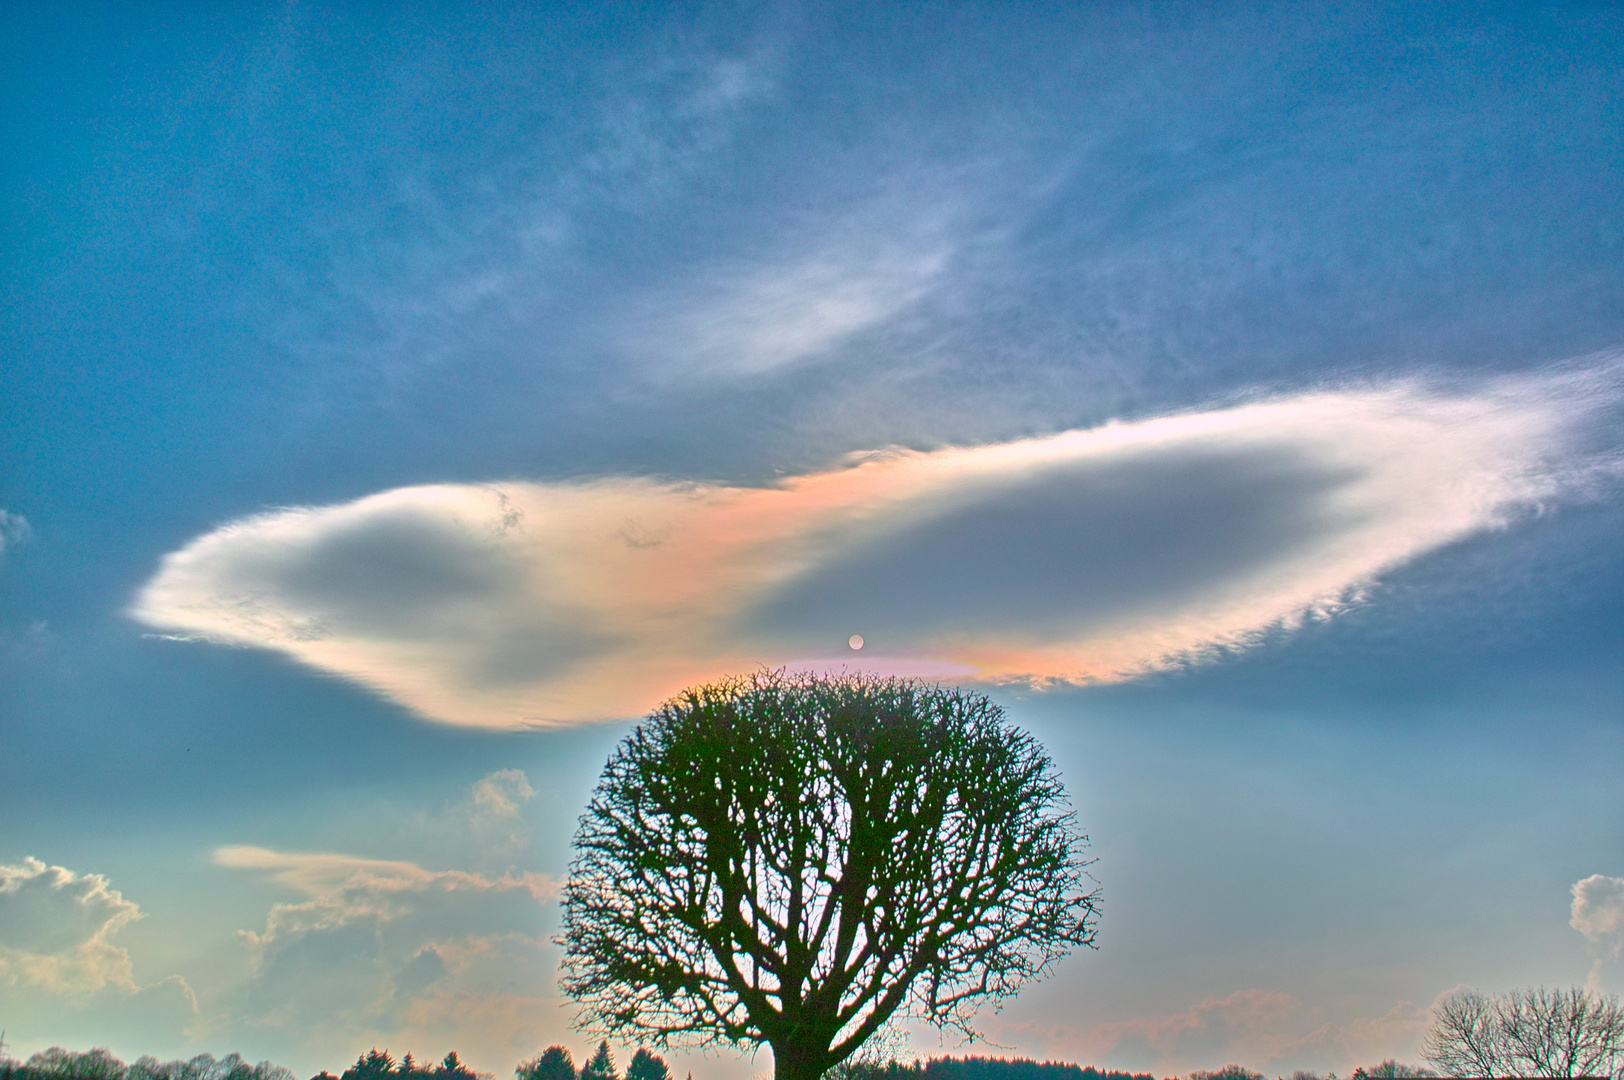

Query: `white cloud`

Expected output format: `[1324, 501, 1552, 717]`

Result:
[403, 770, 542, 863]
[469, 769, 534, 824]
[213, 846, 552, 919]
[460, 770, 537, 853]
[0, 509, 32, 561]
[213, 846, 447, 898]
[0, 857, 194, 1015]
[0, 856, 139, 995]
[131, 362, 1624, 728]
[1572, 874, 1624, 959]
[214, 846, 558, 1064]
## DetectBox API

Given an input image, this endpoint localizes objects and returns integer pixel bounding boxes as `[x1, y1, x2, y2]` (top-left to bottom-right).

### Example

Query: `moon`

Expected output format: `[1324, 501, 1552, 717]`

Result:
[849, 634, 864, 650]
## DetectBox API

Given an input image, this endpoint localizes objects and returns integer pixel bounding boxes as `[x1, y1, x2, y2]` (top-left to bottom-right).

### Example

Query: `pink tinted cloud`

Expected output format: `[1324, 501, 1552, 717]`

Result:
[132, 365, 1618, 727]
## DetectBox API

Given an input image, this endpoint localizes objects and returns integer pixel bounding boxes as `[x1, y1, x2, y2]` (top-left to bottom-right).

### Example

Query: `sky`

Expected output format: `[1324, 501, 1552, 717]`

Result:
[2, 2, 1623, 1078]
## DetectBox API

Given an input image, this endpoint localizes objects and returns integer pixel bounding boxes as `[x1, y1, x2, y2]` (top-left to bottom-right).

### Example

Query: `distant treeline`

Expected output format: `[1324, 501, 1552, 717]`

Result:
[314, 1049, 484, 1080]
[0, 1048, 293, 1080]
[0, 1048, 483, 1080]
[1, 1047, 1173, 1080]
[838, 1058, 1155, 1080]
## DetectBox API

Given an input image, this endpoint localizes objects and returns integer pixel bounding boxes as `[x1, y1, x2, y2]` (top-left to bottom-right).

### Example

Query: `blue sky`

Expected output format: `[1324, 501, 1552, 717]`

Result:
[3, 2, 1623, 1077]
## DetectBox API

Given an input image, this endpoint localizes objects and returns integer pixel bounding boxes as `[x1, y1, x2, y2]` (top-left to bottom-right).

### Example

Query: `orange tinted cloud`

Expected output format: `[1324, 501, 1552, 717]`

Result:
[132, 366, 1617, 727]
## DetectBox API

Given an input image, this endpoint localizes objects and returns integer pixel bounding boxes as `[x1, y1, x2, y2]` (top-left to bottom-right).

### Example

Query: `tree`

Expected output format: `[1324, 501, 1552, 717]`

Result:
[624, 1052, 670, 1080]
[1184, 1068, 1263, 1080]
[0, 1050, 291, 1080]
[1421, 986, 1624, 1078]
[580, 1044, 618, 1080]
[518, 1047, 577, 1080]
[342, 1052, 395, 1080]
[16, 1048, 126, 1080]
[435, 1053, 475, 1080]
[559, 671, 1099, 1080]
[1350, 1062, 1433, 1079]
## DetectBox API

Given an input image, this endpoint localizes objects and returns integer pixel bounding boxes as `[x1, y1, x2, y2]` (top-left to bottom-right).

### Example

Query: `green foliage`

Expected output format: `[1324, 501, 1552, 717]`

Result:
[344, 1052, 397, 1080]
[579, 1044, 616, 1080]
[517, 1048, 576, 1080]
[337, 1050, 475, 1080]
[436, 1055, 475, 1080]
[624, 1052, 669, 1080]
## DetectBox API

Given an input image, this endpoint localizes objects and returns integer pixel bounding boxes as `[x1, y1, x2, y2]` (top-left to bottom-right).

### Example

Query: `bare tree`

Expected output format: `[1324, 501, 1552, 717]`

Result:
[1185, 1068, 1263, 1080]
[559, 671, 1099, 1080]
[1351, 1061, 1434, 1079]
[1422, 986, 1624, 1078]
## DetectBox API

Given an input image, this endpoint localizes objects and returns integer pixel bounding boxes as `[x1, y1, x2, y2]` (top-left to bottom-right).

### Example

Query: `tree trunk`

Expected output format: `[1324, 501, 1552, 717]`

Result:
[771, 1041, 828, 1080]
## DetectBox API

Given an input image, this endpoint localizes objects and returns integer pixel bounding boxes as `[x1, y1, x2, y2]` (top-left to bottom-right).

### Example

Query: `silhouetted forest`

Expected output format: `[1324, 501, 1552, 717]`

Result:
[313, 1049, 482, 1080]
[0, 1048, 293, 1080]
[838, 1058, 1155, 1080]
[13, 1045, 1409, 1080]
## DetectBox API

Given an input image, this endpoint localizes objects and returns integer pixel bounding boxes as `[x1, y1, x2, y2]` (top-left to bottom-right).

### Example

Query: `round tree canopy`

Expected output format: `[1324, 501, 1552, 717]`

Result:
[559, 671, 1099, 1080]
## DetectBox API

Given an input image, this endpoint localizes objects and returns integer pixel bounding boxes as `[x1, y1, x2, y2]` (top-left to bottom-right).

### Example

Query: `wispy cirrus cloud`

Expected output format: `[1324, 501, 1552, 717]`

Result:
[625, 219, 952, 376]
[274, 45, 778, 410]
[212, 846, 554, 907]
[0, 509, 32, 562]
[131, 360, 1624, 728]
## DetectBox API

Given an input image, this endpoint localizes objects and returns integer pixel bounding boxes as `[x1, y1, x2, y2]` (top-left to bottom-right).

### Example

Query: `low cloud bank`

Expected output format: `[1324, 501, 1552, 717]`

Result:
[132, 362, 1624, 727]
[214, 845, 557, 1060]
[998, 989, 1429, 1076]
[0, 855, 196, 1032]
[0, 857, 143, 996]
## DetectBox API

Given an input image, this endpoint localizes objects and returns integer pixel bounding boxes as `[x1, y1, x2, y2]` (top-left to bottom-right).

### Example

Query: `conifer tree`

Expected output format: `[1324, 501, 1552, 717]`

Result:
[625, 1050, 671, 1080]
[436, 1053, 476, 1080]
[518, 1047, 578, 1080]
[580, 1043, 618, 1080]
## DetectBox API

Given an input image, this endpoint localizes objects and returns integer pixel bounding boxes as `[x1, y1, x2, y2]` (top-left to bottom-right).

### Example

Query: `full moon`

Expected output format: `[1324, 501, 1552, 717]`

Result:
[849, 634, 864, 650]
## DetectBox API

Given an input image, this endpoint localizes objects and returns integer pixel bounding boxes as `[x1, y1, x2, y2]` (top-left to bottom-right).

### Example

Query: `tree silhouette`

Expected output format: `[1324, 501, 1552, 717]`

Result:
[625, 1051, 670, 1080]
[343, 1051, 395, 1080]
[1349, 1062, 1434, 1079]
[580, 1044, 617, 1080]
[560, 671, 1099, 1080]
[0, 1047, 296, 1080]
[435, 1053, 475, 1080]
[517, 1047, 577, 1080]
[1184, 1069, 1262, 1080]
[1422, 986, 1624, 1078]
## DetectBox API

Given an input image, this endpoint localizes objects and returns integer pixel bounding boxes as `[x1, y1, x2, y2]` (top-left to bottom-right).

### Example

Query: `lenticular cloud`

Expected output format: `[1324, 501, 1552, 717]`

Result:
[132, 364, 1621, 727]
